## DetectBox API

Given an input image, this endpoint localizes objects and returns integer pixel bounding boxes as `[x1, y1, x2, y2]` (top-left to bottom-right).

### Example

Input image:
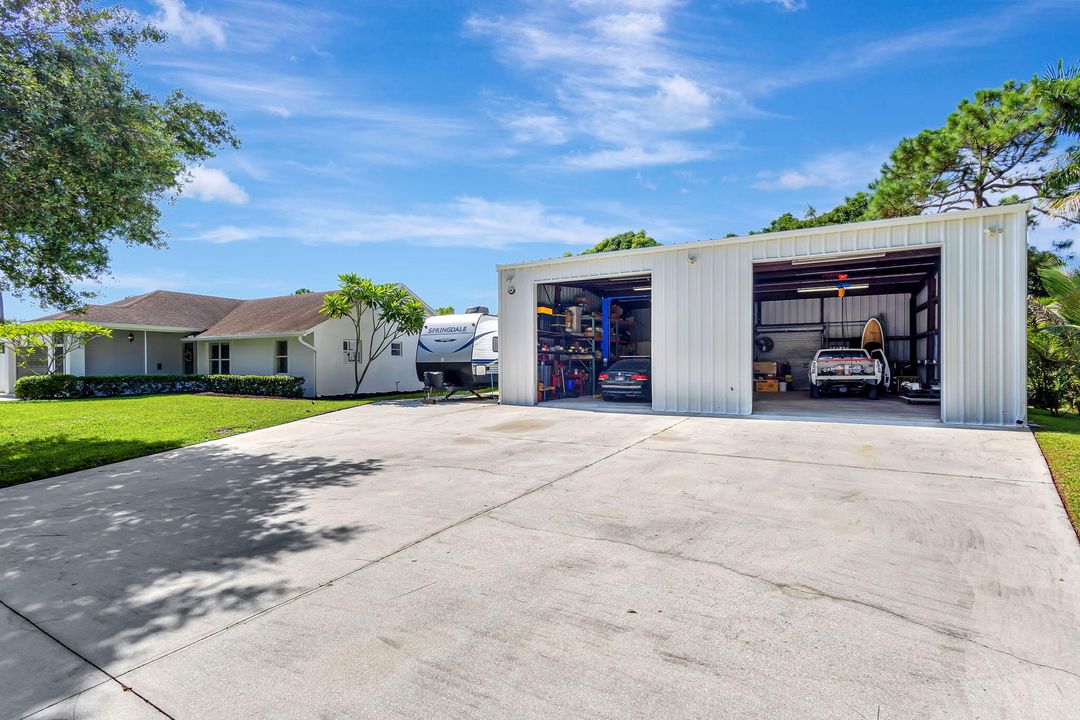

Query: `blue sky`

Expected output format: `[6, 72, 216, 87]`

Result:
[10, 0, 1080, 318]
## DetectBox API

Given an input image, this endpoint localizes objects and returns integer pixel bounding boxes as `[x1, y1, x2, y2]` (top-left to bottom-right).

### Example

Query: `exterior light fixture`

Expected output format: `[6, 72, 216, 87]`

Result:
[797, 283, 870, 293]
[984, 225, 1004, 239]
[127, 332, 135, 343]
[688, 255, 697, 265]
[790, 252, 886, 266]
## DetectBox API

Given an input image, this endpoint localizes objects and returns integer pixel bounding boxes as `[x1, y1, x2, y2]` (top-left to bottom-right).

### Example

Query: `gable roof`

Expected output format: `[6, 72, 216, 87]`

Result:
[38, 290, 243, 331]
[198, 291, 333, 338]
[34, 285, 433, 338]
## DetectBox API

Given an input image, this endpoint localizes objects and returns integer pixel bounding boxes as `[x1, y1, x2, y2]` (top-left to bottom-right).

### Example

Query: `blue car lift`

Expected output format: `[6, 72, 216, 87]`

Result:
[601, 294, 648, 368]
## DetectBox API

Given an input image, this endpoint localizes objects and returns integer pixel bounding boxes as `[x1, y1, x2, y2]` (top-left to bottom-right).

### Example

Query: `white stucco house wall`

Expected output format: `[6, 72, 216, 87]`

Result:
[1, 288, 431, 397]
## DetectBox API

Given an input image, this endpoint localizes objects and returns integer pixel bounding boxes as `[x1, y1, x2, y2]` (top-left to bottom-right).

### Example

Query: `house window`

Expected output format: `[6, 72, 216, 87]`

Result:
[53, 334, 65, 374]
[275, 340, 289, 373]
[343, 339, 360, 364]
[210, 343, 230, 374]
[391, 342, 402, 356]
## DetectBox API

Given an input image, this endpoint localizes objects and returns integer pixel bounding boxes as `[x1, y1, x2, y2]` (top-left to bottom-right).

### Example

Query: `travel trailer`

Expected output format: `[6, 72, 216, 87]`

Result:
[415, 307, 498, 390]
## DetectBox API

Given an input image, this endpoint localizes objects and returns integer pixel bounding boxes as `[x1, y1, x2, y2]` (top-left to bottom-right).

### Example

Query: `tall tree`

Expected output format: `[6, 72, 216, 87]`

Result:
[320, 275, 427, 394]
[0, 0, 238, 309]
[435, 306, 456, 315]
[580, 230, 660, 254]
[871, 72, 1080, 224]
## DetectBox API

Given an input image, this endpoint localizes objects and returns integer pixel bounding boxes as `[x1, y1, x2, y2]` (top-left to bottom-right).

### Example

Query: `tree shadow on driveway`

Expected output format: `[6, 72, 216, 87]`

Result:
[0, 439, 384, 718]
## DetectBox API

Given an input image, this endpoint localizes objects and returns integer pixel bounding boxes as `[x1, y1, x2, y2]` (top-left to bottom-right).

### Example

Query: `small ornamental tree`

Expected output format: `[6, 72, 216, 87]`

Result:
[320, 275, 427, 394]
[0, 320, 111, 375]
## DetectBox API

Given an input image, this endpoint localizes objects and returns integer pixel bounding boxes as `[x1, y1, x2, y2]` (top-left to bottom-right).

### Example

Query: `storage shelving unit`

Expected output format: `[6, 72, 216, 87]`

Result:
[538, 311, 638, 400]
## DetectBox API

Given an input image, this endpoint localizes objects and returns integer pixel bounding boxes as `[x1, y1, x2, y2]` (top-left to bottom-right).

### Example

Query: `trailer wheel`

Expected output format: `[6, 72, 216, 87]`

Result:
[868, 384, 879, 400]
[810, 384, 820, 399]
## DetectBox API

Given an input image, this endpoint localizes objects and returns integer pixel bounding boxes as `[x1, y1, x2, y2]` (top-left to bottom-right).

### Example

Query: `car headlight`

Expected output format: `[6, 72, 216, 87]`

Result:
[851, 363, 863, 373]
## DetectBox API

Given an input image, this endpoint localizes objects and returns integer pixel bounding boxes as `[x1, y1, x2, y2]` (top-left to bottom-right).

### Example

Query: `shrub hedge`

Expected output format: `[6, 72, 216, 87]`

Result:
[206, 374, 305, 398]
[14, 374, 305, 400]
[82, 374, 210, 397]
[13, 374, 82, 400]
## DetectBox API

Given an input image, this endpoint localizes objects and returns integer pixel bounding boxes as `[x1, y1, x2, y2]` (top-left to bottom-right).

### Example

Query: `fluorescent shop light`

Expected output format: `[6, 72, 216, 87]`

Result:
[797, 283, 870, 293]
[632, 286, 652, 291]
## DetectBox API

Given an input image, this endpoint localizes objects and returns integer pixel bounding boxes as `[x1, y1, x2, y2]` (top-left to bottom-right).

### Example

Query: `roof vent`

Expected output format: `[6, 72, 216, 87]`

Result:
[466, 306, 489, 314]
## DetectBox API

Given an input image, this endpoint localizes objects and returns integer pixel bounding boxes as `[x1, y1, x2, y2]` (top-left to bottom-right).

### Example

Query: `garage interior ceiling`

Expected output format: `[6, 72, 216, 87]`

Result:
[544, 274, 652, 297]
[753, 248, 940, 301]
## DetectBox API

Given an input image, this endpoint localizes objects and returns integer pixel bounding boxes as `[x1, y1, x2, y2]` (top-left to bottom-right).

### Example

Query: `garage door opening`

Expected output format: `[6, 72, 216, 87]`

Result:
[535, 275, 652, 409]
[751, 248, 941, 423]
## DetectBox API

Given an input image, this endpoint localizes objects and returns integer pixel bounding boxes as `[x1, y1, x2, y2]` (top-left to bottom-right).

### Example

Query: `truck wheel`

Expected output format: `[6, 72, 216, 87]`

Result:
[868, 385, 879, 400]
[810, 384, 820, 399]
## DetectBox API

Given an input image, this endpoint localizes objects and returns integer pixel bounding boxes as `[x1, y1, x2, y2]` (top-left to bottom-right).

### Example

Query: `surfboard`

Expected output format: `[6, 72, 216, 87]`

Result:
[861, 317, 884, 353]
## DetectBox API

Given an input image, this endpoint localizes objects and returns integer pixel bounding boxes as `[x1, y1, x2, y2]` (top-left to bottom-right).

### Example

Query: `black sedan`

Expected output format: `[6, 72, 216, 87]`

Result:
[598, 357, 651, 401]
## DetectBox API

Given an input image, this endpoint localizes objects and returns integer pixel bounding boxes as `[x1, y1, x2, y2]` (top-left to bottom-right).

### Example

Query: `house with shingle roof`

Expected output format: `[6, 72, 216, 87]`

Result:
[2, 288, 433, 397]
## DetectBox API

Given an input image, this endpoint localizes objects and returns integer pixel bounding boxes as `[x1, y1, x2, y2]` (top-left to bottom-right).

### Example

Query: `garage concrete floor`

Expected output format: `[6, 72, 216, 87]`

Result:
[753, 389, 943, 424]
[2, 401, 1078, 719]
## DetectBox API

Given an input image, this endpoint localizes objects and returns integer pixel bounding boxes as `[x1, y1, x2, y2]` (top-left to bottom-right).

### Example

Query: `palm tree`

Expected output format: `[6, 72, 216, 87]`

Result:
[1038, 62, 1080, 223]
[1030, 260, 1080, 414]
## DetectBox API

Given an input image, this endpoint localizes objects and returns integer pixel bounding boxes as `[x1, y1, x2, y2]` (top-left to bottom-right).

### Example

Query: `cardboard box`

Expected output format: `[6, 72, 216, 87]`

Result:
[753, 361, 778, 375]
[755, 379, 779, 393]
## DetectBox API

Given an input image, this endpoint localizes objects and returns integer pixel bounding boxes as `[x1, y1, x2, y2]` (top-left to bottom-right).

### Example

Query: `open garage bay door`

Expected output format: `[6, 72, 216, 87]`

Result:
[752, 247, 941, 422]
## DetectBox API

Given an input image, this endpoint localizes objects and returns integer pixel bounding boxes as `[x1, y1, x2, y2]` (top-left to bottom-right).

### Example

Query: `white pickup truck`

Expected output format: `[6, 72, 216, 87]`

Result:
[809, 348, 883, 399]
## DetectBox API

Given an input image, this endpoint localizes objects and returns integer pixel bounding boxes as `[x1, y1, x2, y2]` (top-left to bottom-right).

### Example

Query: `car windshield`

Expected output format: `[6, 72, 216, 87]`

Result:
[817, 350, 867, 360]
[608, 359, 649, 373]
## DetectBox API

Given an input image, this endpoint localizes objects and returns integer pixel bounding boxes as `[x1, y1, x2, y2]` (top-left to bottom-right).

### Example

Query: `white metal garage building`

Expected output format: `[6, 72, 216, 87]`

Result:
[496, 204, 1029, 427]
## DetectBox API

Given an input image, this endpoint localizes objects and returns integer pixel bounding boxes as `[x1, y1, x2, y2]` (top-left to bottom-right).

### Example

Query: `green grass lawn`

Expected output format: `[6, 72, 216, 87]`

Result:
[0, 393, 423, 488]
[1030, 408, 1080, 539]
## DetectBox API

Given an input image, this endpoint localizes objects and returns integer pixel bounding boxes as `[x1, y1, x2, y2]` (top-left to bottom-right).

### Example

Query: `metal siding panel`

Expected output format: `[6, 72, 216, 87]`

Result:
[501, 205, 1026, 425]
[940, 213, 1026, 426]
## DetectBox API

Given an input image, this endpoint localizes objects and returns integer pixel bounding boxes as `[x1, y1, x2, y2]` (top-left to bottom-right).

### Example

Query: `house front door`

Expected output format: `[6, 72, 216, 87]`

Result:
[183, 343, 195, 374]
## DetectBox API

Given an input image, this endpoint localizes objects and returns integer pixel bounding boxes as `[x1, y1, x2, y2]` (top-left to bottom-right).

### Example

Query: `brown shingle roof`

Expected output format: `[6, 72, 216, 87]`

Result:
[38, 291, 244, 331]
[36, 285, 431, 337]
[199, 292, 333, 337]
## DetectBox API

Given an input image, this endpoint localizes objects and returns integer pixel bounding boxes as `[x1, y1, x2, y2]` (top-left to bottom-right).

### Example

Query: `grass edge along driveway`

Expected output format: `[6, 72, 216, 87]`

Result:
[0, 393, 423, 488]
[1029, 407, 1080, 540]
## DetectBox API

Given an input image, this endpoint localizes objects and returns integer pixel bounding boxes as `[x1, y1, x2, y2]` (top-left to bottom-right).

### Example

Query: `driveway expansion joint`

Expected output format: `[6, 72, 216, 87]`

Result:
[111, 417, 690, 683]
[1, 599, 176, 720]
[482, 514, 1080, 682]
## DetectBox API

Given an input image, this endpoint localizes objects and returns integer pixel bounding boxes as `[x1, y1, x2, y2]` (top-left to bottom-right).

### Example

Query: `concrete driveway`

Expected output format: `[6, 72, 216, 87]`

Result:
[2, 401, 1078, 719]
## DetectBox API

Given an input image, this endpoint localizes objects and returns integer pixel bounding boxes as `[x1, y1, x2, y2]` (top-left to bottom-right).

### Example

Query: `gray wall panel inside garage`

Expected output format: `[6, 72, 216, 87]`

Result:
[497, 205, 1028, 426]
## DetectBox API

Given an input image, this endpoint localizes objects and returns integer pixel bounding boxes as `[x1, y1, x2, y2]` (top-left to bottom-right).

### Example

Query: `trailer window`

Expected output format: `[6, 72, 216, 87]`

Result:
[492, 336, 499, 353]
[391, 342, 402, 356]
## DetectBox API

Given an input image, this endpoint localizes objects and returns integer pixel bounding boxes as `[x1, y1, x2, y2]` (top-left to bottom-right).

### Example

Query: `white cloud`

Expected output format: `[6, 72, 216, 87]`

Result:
[151, 60, 478, 165]
[753, 0, 807, 10]
[564, 142, 712, 170]
[753, 150, 884, 191]
[149, 0, 226, 48]
[634, 171, 657, 190]
[186, 197, 623, 249]
[181, 167, 249, 205]
[467, 3, 743, 169]
[191, 225, 256, 243]
[504, 113, 570, 145]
